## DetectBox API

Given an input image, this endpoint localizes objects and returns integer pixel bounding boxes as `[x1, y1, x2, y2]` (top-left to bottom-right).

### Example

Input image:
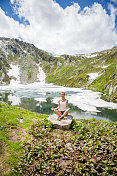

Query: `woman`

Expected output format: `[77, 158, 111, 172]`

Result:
[51, 92, 70, 120]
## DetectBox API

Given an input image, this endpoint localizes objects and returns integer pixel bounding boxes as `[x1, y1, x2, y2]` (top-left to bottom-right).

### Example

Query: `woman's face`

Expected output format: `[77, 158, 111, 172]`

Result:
[61, 92, 65, 97]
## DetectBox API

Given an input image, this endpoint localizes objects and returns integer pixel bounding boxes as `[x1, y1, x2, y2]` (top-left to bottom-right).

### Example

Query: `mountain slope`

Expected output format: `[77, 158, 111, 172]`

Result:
[0, 37, 53, 84]
[0, 37, 117, 101]
[41, 47, 117, 101]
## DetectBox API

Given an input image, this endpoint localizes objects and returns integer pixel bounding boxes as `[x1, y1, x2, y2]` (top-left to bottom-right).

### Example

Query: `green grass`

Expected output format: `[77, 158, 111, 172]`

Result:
[90, 64, 117, 92]
[0, 102, 48, 176]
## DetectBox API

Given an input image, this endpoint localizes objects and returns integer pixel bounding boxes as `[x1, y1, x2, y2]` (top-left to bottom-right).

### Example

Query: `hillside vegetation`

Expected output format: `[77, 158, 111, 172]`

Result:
[0, 102, 117, 176]
[41, 47, 117, 101]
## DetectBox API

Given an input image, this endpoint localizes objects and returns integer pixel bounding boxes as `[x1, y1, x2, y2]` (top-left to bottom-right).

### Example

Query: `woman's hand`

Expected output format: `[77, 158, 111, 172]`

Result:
[51, 108, 55, 111]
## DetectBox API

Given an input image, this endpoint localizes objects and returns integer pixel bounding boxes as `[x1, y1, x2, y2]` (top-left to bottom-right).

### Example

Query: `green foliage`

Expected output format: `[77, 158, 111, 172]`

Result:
[56, 56, 64, 64]
[3, 171, 18, 176]
[7, 52, 14, 62]
[29, 118, 53, 139]
[2, 74, 10, 84]
[90, 64, 117, 92]
[15, 118, 117, 176]
[8, 142, 23, 152]
[110, 91, 117, 102]
[41, 61, 51, 74]
[45, 64, 78, 86]
[7, 52, 19, 64]
[27, 67, 33, 80]
[21, 66, 35, 81]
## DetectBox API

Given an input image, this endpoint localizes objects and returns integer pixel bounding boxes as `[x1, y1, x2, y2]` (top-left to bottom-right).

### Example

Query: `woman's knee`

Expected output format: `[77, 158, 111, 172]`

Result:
[54, 109, 57, 113]
[67, 108, 71, 111]
[54, 109, 60, 114]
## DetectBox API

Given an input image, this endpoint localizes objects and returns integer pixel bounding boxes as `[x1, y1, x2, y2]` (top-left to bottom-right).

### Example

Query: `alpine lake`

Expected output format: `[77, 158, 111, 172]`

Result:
[0, 82, 117, 122]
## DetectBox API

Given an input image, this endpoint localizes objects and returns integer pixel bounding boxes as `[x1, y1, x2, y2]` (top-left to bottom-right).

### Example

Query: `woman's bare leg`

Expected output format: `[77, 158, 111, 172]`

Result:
[53, 109, 62, 117]
[58, 108, 71, 120]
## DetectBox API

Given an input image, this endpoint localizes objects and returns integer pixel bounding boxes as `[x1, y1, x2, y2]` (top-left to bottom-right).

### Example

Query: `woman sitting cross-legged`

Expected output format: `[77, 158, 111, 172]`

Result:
[51, 92, 71, 121]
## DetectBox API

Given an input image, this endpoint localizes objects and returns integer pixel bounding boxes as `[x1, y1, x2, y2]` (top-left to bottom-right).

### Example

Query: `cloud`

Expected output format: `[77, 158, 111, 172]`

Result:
[0, 8, 20, 38]
[0, 0, 117, 55]
[111, 0, 117, 5]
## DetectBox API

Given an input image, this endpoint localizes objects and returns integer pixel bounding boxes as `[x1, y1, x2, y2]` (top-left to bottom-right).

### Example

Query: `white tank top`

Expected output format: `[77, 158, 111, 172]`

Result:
[60, 100, 67, 111]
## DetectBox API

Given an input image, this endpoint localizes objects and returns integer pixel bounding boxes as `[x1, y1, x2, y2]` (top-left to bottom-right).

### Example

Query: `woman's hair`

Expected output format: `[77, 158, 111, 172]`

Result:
[61, 92, 65, 95]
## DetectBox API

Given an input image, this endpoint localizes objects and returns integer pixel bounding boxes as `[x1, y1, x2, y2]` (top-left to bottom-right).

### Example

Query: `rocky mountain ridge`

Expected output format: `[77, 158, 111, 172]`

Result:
[0, 37, 53, 84]
[0, 37, 117, 101]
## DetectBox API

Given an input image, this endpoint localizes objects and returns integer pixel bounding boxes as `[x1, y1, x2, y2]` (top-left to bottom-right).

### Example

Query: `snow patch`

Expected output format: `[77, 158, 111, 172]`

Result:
[102, 64, 110, 68]
[85, 54, 98, 58]
[8, 94, 21, 105]
[88, 72, 99, 80]
[8, 64, 20, 85]
[35, 97, 46, 102]
[87, 72, 100, 84]
[37, 65, 46, 84]
[23, 49, 27, 53]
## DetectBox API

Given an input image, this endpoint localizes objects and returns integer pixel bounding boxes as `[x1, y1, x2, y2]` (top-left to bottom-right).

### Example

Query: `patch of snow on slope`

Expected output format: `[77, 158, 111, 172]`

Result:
[8, 64, 20, 85]
[8, 94, 21, 105]
[87, 72, 100, 84]
[37, 65, 46, 84]
[85, 54, 98, 58]
[102, 64, 110, 68]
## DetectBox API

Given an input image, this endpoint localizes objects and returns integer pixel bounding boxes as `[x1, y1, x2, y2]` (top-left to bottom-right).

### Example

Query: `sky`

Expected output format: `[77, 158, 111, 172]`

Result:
[0, 0, 117, 55]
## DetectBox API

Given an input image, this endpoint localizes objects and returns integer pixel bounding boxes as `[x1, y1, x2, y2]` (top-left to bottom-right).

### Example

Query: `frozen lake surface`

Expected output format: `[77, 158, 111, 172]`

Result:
[0, 66, 117, 122]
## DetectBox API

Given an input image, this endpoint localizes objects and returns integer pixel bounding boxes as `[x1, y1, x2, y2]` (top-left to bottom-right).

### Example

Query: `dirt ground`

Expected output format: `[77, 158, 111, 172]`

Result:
[0, 126, 27, 176]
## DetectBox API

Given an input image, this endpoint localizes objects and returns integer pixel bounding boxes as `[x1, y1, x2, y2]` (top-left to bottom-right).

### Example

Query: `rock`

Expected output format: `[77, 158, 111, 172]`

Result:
[19, 119, 24, 124]
[59, 160, 68, 169]
[66, 143, 74, 151]
[48, 114, 73, 130]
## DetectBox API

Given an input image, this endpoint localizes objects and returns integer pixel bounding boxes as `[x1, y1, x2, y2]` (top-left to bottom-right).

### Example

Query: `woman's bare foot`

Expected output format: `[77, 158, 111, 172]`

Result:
[58, 115, 64, 121]
[58, 116, 62, 120]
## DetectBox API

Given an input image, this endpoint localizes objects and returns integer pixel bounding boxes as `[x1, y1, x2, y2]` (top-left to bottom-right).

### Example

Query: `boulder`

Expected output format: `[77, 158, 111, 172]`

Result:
[48, 114, 73, 130]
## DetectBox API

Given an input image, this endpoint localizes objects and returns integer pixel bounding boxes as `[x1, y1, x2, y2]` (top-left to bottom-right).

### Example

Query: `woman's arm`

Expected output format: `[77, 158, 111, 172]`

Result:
[57, 100, 60, 109]
[66, 99, 68, 109]
[53, 100, 60, 110]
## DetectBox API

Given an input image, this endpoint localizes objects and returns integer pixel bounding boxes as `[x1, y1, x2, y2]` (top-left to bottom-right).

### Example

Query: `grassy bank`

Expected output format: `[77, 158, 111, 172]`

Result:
[0, 102, 117, 175]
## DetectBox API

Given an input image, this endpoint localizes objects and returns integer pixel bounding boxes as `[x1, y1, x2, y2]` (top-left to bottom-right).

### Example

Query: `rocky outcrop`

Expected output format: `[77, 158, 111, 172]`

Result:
[48, 114, 73, 130]
[0, 49, 10, 85]
[19, 55, 39, 84]
[105, 75, 117, 101]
